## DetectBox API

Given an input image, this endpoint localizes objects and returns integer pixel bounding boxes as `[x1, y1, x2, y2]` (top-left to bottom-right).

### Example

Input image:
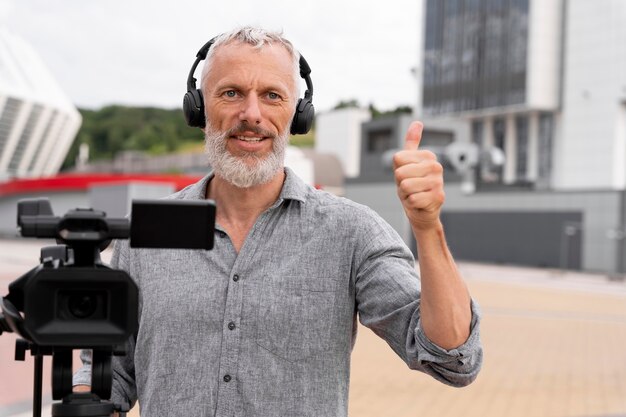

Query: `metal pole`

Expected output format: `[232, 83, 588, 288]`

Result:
[617, 190, 626, 274]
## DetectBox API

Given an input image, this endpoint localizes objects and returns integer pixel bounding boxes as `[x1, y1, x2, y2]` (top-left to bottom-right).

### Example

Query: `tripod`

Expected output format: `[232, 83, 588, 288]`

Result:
[14, 340, 128, 417]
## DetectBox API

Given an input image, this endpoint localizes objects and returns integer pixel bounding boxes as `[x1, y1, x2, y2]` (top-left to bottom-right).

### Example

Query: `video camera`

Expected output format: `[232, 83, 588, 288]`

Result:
[0, 198, 216, 417]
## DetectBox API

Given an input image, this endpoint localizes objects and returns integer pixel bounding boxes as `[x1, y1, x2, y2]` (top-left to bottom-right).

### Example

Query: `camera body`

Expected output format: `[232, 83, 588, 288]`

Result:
[7, 264, 137, 348]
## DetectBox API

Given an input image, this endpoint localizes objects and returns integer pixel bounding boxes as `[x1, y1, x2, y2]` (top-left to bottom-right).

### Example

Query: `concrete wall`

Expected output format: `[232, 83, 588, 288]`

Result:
[345, 179, 624, 274]
[441, 210, 583, 269]
[89, 182, 176, 218]
[315, 108, 371, 178]
[553, 0, 626, 189]
[443, 185, 622, 272]
[0, 191, 89, 237]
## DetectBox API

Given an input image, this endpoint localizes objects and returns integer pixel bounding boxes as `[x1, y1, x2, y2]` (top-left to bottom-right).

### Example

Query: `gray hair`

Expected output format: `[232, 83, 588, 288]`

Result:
[200, 26, 301, 104]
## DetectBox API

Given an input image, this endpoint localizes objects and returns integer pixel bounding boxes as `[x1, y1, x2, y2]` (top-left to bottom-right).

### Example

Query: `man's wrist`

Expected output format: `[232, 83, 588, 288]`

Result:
[411, 217, 444, 237]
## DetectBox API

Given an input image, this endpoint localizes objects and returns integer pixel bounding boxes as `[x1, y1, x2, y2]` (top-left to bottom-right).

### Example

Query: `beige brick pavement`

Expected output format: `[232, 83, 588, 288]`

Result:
[348, 263, 626, 417]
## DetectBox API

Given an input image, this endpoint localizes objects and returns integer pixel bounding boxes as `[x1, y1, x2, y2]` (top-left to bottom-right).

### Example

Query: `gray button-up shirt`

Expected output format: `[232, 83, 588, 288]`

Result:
[74, 168, 482, 416]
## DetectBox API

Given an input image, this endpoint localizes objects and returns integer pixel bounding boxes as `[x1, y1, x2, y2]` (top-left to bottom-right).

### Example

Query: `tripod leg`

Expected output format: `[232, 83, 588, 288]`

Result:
[52, 350, 73, 400]
[33, 353, 43, 417]
[91, 350, 112, 400]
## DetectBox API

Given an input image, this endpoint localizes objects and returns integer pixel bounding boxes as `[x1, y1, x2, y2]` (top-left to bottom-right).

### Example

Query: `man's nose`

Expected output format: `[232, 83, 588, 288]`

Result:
[239, 94, 262, 125]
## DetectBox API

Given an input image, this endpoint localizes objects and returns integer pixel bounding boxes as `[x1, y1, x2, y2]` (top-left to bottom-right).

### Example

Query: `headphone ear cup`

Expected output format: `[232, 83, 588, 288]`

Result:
[290, 97, 315, 135]
[183, 89, 206, 128]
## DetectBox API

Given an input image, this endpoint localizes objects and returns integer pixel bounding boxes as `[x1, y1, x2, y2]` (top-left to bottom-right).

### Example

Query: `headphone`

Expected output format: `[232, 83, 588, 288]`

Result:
[183, 38, 315, 135]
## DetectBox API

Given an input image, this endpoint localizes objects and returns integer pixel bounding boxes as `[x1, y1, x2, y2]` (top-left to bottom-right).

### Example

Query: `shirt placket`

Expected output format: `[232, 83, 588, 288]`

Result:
[213, 208, 277, 417]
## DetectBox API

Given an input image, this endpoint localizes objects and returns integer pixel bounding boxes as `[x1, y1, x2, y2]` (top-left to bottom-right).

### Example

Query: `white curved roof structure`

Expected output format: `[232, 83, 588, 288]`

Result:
[0, 29, 81, 180]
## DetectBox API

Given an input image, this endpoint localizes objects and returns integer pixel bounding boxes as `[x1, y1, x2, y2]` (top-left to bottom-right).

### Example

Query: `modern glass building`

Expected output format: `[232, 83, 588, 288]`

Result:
[418, 0, 567, 189]
[0, 29, 81, 180]
[419, 0, 626, 191]
[422, 0, 529, 115]
[411, 0, 626, 272]
[345, 0, 626, 274]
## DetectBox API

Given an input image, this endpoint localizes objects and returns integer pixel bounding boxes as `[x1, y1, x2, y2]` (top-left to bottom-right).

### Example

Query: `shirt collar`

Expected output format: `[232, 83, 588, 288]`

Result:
[279, 167, 308, 203]
[184, 167, 308, 204]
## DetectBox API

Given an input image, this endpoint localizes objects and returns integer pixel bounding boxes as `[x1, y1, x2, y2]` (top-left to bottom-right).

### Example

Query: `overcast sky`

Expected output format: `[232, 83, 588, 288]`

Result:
[2, 0, 422, 113]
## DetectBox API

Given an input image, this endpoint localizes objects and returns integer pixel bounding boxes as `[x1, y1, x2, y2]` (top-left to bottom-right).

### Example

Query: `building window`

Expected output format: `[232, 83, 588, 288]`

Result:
[366, 128, 394, 153]
[493, 117, 505, 150]
[423, 0, 529, 115]
[537, 112, 554, 181]
[471, 120, 484, 146]
[8, 104, 43, 174]
[28, 110, 58, 172]
[515, 115, 528, 179]
[491, 117, 506, 183]
[421, 130, 454, 148]
[0, 97, 23, 155]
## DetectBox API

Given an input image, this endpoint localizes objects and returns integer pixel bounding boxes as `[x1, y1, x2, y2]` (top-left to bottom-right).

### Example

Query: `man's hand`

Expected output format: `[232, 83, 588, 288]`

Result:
[393, 121, 472, 349]
[393, 121, 445, 232]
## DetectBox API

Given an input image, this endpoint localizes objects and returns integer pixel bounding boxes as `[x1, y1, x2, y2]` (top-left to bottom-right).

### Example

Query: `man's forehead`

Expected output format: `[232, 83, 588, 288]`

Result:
[202, 40, 297, 95]
[213, 40, 292, 62]
[208, 42, 295, 84]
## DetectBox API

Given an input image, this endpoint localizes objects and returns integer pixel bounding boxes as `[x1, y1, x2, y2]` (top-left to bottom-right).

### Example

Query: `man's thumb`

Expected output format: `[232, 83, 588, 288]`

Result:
[404, 121, 424, 150]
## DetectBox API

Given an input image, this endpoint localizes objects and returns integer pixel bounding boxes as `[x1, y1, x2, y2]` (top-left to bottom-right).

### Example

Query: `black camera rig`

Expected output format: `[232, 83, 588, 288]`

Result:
[0, 198, 215, 417]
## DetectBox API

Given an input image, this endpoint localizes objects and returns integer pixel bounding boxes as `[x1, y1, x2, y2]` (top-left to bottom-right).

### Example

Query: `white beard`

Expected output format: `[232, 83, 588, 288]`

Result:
[204, 122, 289, 188]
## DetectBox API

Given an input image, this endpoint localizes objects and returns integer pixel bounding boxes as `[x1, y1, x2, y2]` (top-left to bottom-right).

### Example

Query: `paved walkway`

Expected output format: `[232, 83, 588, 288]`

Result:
[349, 263, 626, 417]
[1, 239, 625, 416]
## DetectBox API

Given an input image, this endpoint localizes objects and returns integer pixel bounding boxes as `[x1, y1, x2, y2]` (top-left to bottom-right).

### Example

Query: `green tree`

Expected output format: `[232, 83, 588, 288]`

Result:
[62, 105, 204, 170]
[333, 99, 360, 110]
[369, 103, 413, 119]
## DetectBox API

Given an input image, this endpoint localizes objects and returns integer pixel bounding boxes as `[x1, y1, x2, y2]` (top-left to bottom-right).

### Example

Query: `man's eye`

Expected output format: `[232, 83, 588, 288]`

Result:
[268, 92, 280, 100]
[224, 90, 237, 98]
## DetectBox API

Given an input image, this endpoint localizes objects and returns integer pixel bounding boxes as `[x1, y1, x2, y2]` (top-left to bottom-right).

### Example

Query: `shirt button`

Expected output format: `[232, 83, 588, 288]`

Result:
[228, 322, 236, 330]
[223, 374, 231, 382]
[233, 274, 240, 282]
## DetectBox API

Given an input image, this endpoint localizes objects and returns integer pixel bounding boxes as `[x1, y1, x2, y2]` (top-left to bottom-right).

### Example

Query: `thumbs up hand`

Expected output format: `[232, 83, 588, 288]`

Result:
[393, 121, 445, 232]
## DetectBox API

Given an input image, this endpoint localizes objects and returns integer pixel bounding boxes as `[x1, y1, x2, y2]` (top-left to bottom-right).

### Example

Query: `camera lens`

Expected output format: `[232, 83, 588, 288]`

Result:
[68, 294, 98, 319]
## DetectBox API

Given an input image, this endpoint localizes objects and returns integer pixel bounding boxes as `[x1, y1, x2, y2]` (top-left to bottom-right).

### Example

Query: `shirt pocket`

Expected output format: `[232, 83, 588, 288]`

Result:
[255, 274, 339, 363]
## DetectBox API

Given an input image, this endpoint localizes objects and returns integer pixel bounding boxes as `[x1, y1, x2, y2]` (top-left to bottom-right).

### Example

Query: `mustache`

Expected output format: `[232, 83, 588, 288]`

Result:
[223, 123, 276, 139]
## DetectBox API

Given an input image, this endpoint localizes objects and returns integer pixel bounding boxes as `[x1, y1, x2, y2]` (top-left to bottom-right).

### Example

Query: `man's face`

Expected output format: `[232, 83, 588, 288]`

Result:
[202, 42, 297, 188]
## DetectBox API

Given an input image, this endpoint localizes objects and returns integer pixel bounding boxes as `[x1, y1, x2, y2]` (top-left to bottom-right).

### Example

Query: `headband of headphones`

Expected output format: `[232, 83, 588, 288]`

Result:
[183, 38, 315, 135]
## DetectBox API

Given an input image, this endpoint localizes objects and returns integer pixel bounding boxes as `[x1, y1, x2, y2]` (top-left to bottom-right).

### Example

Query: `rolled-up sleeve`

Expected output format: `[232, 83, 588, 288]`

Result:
[354, 208, 483, 387]
[411, 299, 482, 386]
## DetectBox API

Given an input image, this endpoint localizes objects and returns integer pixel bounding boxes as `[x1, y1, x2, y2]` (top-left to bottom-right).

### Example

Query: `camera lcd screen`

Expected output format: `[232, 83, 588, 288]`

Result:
[130, 200, 216, 250]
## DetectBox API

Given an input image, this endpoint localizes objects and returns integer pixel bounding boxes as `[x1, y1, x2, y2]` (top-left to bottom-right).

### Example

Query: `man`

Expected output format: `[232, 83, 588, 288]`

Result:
[74, 26, 482, 416]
